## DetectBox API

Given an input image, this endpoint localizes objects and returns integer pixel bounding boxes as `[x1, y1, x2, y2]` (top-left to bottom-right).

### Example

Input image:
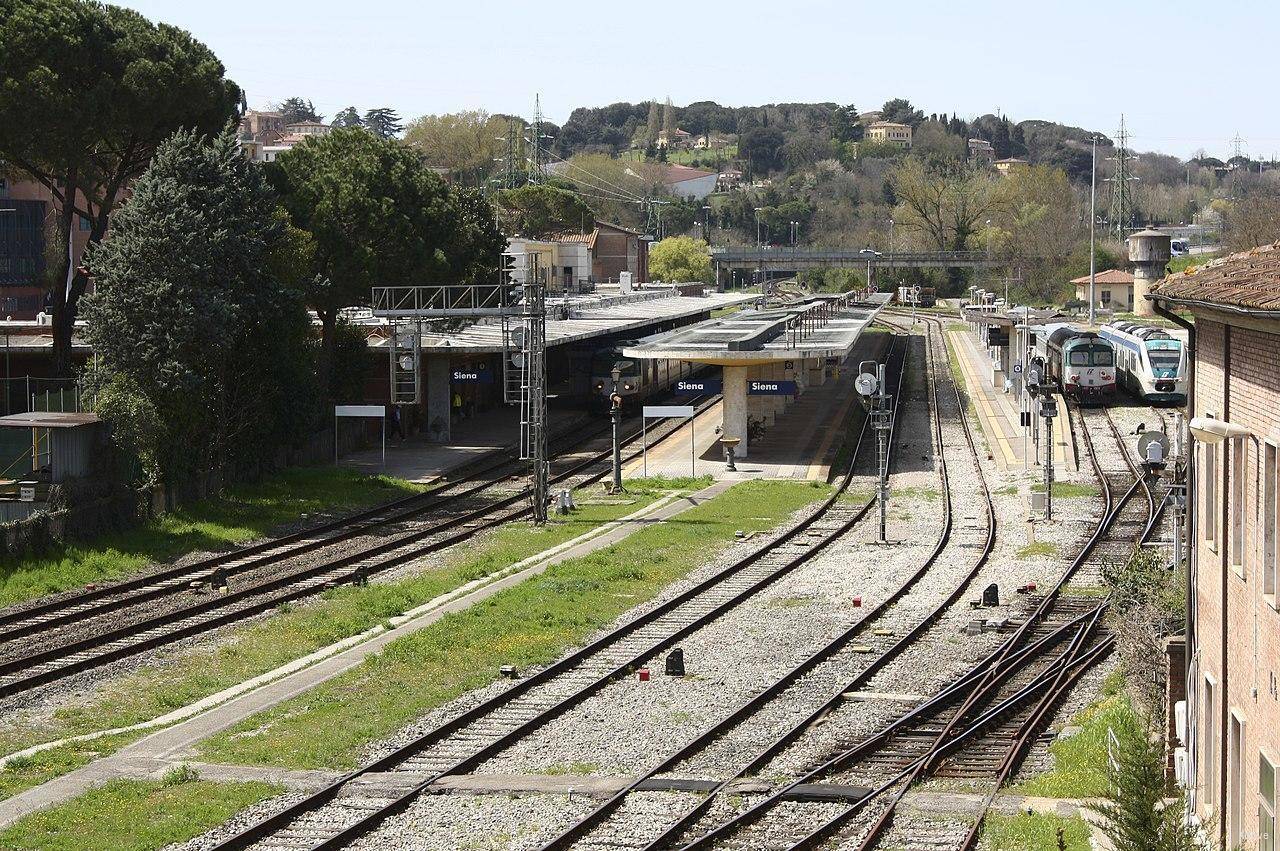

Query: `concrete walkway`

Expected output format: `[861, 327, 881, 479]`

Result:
[948, 329, 1075, 472]
[0, 481, 734, 828]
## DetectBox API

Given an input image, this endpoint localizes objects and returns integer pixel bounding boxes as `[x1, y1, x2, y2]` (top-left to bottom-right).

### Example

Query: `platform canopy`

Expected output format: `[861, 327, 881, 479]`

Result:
[622, 292, 891, 366]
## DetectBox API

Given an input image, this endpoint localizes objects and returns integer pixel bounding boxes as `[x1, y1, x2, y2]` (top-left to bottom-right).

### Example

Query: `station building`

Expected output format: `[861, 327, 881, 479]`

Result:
[1149, 242, 1280, 851]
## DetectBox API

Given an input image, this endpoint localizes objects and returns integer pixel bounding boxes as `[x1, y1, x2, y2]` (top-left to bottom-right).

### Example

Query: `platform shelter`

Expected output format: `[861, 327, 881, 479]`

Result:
[623, 292, 890, 457]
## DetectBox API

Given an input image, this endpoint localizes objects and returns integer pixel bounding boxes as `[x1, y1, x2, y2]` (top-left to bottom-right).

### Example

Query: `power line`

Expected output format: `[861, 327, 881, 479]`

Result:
[1104, 115, 1139, 241]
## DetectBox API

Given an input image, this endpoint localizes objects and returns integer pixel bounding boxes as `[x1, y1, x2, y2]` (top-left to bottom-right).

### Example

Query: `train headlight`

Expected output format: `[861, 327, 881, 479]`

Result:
[624, 383, 633, 391]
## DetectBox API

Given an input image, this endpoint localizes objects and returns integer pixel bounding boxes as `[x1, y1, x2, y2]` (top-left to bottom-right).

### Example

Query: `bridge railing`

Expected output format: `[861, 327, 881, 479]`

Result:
[709, 247, 989, 263]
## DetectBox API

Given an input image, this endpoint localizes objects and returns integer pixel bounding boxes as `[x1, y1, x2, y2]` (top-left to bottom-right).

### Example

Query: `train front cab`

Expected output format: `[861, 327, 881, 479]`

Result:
[1060, 337, 1115, 406]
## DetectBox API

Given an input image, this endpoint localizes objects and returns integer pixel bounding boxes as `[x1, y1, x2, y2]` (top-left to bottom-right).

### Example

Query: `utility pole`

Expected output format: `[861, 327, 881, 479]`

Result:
[525, 95, 551, 186]
[609, 366, 624, 494]
[1040, 391, 1057, 520]
[1089, 135, 1097, 326]
[518, 252, 549, 523]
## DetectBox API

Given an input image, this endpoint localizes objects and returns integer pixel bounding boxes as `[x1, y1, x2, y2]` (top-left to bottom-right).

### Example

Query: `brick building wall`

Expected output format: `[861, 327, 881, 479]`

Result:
[1191, 313, 1280, 849]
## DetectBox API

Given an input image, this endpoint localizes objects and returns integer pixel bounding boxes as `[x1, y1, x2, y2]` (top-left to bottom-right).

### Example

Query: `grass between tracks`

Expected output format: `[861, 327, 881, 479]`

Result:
[979, 811, 1092, 851]
[0, 478, 704, 800]
[0, 776, 279, 851]
[0, 467, 426, 608]
[195, 478, 832, 770]
[1011, 670, 1134, 799]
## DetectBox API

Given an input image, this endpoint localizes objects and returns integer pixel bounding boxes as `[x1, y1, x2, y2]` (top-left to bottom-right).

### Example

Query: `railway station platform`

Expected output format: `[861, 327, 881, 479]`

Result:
[624, 292, 891, 459]
[623, 343, 878, 481]
[948, 327, 1073, 472]
[339, 406, 591, 483]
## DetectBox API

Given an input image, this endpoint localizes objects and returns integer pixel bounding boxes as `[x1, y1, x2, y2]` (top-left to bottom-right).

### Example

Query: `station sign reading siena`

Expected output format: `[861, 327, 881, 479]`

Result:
[748, 380, 798, 396]
[452, 366, 493, 383]
[674, 378, 723, 394]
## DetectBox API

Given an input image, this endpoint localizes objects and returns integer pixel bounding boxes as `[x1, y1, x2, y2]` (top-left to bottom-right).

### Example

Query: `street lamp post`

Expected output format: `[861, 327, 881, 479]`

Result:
[754, 207, 765, 293]
[859, 248, 882, 294]
[610, 366, 624, 493]
[888, 218, 895, 278]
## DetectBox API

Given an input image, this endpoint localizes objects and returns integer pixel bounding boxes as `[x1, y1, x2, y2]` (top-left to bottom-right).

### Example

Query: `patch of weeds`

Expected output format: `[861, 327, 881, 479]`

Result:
[979, 811, 1092, 851]
[162, 763, 200, 786]
[1030, 482, 1099, 498]
[1011, 682, 1137, 799]
[1017, 541, 1058, 559]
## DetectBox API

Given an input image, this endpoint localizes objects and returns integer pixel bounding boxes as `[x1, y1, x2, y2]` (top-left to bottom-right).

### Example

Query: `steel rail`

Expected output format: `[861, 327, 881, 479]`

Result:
[0, 396, 721, 697]
[635, 314, 994, 851]
[0, 404, 685, 644]
[534, 322, 924, 851]
[674, 317, 1144, 851]
[205, 339, 904, 851]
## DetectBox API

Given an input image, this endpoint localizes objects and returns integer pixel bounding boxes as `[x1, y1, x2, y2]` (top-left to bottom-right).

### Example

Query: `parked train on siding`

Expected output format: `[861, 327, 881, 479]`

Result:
[1098, 321, 1187, 405]
[1033, 323, 1116, 403]
[588, 342, 698, 409]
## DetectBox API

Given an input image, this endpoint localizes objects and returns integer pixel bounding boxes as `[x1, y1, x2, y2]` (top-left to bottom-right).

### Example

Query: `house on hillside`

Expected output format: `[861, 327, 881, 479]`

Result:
[657, 128, 693, 150]
[994, 157, 1028, 176]
[866, 121, 913, 149]
[968, 138, 996, 165]
[625, 163, 718, 201]
[1071, 268, 1136, 313]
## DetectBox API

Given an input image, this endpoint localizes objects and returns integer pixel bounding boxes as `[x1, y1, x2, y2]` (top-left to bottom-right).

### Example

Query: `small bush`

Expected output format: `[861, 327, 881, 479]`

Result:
[162, 763, 200, 786]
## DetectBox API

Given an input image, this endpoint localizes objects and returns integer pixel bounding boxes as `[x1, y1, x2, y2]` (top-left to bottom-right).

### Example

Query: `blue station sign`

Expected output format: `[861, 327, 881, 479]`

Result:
[748, 380, 798, 396]
[451, 366, 493, 383]
[675, 378, 723, 394]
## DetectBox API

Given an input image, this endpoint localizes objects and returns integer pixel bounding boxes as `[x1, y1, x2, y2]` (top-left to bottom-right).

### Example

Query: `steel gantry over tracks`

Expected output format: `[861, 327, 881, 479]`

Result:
[710, 246, 1003, 287]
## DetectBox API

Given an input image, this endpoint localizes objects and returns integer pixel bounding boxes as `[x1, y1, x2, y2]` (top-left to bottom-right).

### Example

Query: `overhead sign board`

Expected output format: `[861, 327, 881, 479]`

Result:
[452, 367, 493, 383]
[749, 380, 798, 396]
[674, 378, 722, 394]
[643, 405, 696, 418]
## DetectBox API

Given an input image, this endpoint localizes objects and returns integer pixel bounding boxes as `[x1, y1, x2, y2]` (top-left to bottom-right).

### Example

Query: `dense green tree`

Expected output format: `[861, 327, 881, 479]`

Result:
[278, 96, 322, 123]
[649, 236, 711, 283]
[880, 98, 924, 128]
[363, 107, 403, 139]
[831, 104, 862, 144]
[82, 129, 314, 491]
[0, 0, 242, 375]
[495, 184, 594, 238]
[740, 127, 787, 174]
[404, 110, 509, 185]
[331, 106, 362, 128]
[1095, 710, 1200, 851]
[644, 101, 660, 146]
[269, 128, 504, 366]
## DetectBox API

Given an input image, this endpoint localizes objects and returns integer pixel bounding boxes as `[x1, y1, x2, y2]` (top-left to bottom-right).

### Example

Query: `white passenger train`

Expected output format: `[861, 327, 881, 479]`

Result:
[1098, 320, 1188, 405]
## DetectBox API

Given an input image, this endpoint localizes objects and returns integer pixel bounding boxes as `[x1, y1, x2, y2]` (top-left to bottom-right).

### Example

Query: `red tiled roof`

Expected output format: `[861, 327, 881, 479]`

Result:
[1150, 241, 1280, 312]
[1070, 269, 1134, 285]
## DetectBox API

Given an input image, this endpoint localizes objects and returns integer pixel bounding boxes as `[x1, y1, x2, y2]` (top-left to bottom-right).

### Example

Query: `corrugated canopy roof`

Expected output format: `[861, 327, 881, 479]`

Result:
[1150, 241, 1280, 312]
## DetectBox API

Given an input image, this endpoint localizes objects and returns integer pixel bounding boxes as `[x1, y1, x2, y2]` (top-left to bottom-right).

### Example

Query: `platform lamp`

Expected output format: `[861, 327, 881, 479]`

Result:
[609, 366, 624, 493]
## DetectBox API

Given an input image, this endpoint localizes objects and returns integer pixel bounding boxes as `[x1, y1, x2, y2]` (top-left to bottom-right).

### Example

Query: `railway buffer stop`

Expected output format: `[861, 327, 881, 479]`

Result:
[623, 292, 890, 458]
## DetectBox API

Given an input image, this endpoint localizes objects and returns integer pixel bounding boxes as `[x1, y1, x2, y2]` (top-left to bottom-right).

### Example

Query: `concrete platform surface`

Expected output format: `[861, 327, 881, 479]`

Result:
[340, 406, 589, 483]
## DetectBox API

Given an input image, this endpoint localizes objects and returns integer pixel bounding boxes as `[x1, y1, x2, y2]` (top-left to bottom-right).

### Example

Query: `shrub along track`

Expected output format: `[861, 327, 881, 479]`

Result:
[198, 334, 911, 851]
[0, 396, 717, 700]
[667, 340, 1159, 851]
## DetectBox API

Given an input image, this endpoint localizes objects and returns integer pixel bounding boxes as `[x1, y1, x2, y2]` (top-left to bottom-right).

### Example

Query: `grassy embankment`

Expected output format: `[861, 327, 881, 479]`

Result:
[979, 671, 1133, 850]
[0, 773, 278, 851]
[196, 478, 831, 770]
[0, 477, 707, 800]
[0, 467, 426, 608]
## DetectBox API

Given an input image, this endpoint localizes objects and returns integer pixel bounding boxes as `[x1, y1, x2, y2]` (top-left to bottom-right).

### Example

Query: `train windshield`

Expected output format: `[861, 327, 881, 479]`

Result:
[1147, 341, 1182, 375]
[1088, 345, 1113, 366]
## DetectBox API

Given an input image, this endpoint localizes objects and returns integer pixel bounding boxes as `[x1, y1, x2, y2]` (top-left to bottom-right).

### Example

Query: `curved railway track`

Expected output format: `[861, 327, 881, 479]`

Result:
[201, 335, 910, 851]
[0, 396, 719, 700]
[665, 316, 1154, 851]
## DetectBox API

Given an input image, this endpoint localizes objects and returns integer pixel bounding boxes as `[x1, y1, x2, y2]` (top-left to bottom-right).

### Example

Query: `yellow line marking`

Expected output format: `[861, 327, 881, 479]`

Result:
[948, 331, 1020, 470]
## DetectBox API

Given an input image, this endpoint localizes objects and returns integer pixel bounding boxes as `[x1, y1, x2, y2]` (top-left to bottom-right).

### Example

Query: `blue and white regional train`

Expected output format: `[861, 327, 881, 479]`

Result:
[1033, 323, 1116, 404]
[1098, 321, 1188, 405]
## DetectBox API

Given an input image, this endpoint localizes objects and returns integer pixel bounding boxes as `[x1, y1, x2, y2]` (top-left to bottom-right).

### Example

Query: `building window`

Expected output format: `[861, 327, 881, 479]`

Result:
[78, 215, 91, 232]
[1230, 713, 1244, 848]
[1204, 441, 1218, 548]
[1232, 441, 1246, 574]
[1262, 753, 1276, 851]
[1266, 442, 1278, 601]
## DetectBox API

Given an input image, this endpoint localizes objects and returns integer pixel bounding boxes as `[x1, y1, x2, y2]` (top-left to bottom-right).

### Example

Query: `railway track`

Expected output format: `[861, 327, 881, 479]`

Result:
[201, 335, 908, 851]
[662, 318, 1153, 851]
[0, 396, 718, 700]
[520, 314, 997, 851]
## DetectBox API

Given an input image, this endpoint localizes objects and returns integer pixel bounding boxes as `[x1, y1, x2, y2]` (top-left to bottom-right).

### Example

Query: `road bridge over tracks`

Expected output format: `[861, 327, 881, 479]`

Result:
[711, 246, 1003, 288]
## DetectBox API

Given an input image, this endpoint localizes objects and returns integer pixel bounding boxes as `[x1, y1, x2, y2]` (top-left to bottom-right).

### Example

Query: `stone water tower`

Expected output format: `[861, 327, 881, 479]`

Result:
[1128, 228, 1171, 318]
